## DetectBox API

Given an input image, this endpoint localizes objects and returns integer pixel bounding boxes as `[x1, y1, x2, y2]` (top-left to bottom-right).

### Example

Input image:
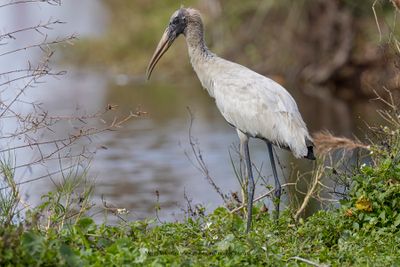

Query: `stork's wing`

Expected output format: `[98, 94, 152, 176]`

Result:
[212, 61, 311, 158]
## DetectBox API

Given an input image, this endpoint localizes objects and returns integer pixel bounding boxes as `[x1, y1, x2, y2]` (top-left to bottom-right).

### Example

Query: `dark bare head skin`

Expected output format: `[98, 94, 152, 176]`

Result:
[146, 8, 206, 79]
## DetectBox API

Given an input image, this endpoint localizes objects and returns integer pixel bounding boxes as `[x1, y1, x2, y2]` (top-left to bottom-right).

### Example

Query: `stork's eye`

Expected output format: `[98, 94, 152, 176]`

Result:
[172, 17, 179, 25]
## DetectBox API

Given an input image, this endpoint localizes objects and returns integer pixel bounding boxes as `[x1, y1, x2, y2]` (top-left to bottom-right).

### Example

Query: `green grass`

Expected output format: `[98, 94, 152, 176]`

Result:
[0, 207, 399, 266]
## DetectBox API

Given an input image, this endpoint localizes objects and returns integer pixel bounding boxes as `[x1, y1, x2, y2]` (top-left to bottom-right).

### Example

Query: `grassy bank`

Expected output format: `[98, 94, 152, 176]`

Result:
[1, 207, 399, 266]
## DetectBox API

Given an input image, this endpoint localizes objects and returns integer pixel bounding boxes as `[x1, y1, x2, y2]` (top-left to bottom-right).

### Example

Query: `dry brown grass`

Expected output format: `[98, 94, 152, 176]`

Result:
[313, 131, 370, 156]
[391, 0, 400, 11]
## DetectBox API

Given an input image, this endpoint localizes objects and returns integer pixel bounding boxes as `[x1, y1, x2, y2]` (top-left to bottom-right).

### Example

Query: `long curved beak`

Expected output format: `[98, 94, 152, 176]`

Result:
[146, 27, 175, 80]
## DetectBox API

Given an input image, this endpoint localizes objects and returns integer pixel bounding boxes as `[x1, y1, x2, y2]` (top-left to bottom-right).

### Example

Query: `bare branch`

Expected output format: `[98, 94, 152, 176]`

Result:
[0, 19, 64, 41]
[185, 107, 228, 204]
[0, 35, 77, 57]
[0, 0, 61, 9]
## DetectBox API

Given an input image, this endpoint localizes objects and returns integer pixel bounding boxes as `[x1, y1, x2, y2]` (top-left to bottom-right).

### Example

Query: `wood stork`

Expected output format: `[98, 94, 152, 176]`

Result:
[146, 8, 315, 232]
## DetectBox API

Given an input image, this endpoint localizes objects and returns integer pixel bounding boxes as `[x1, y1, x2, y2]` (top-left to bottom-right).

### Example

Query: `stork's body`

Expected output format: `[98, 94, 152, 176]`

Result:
[147, 8, 315, 232]
[190, 54, 312, 158]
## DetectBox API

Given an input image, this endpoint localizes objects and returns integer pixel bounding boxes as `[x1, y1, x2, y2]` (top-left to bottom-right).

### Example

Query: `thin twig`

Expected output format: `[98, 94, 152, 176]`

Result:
[372, 0, 382, 42]
[0, 0, 60, 9]
[0, 164, 76, 191]
[0, 19, 64, 41]
[185, 107, 228, 204]
[0, 35, 76, 57]
[229, 183, 293, 213]
[294, 163, 324, 221]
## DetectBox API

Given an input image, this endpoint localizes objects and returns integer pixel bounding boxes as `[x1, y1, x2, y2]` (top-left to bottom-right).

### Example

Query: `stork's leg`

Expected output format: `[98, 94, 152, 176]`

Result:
[267, 142, 281, 220]
[237, 130, 254, 233]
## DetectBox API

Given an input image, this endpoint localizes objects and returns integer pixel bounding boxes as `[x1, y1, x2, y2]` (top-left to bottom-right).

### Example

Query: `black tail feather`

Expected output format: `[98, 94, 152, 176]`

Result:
[305, 146, 316, 160]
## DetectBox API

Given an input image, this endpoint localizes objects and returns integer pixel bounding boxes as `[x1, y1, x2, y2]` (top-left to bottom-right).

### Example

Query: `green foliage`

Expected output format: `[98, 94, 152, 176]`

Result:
[341, 124, 400, 231]
[0, 204, 399, 266]
[0, 154, 20, 226]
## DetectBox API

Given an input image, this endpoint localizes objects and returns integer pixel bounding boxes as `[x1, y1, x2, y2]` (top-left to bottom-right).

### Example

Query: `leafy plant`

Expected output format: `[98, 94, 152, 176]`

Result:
[340, 95, 400, 231]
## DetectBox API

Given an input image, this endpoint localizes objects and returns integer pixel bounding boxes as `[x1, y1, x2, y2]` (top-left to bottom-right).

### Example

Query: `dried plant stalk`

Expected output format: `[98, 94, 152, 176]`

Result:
[391, 0, 400, 11]
[313, 131, 369, 156]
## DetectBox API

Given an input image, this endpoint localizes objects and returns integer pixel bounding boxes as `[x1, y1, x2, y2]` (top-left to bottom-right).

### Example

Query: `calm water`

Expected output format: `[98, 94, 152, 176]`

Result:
[1, 1, 375, 222]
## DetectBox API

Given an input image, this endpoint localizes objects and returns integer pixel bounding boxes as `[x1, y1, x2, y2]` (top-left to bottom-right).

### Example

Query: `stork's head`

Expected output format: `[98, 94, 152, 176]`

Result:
[146, 8, 202, 80]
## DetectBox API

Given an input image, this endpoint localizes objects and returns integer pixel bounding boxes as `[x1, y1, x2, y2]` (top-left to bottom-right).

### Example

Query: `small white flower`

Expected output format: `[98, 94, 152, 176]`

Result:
[204, 222, 212, 230]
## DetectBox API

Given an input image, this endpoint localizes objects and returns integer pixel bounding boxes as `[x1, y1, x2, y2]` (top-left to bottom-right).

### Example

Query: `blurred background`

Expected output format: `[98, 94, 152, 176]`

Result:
[1, 0, 399, 221]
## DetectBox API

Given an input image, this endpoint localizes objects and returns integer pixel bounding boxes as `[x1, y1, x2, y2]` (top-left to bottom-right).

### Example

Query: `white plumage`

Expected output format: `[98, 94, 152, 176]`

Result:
[190, 54, 311, 158]
[146, 7, 315, 232]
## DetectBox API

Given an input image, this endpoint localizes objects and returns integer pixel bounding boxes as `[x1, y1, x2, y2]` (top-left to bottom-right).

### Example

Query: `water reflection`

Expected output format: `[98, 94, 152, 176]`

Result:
[91, 78, 289, 221]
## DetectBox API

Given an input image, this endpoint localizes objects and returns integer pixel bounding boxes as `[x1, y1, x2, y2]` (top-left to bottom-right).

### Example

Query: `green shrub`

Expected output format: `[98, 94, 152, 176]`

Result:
[341, 126, 400, 231]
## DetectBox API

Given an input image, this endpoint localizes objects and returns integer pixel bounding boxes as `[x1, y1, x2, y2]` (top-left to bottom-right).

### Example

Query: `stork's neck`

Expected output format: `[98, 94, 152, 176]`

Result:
[184, 23, 216, 97]
[185, 25, 208, 54]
